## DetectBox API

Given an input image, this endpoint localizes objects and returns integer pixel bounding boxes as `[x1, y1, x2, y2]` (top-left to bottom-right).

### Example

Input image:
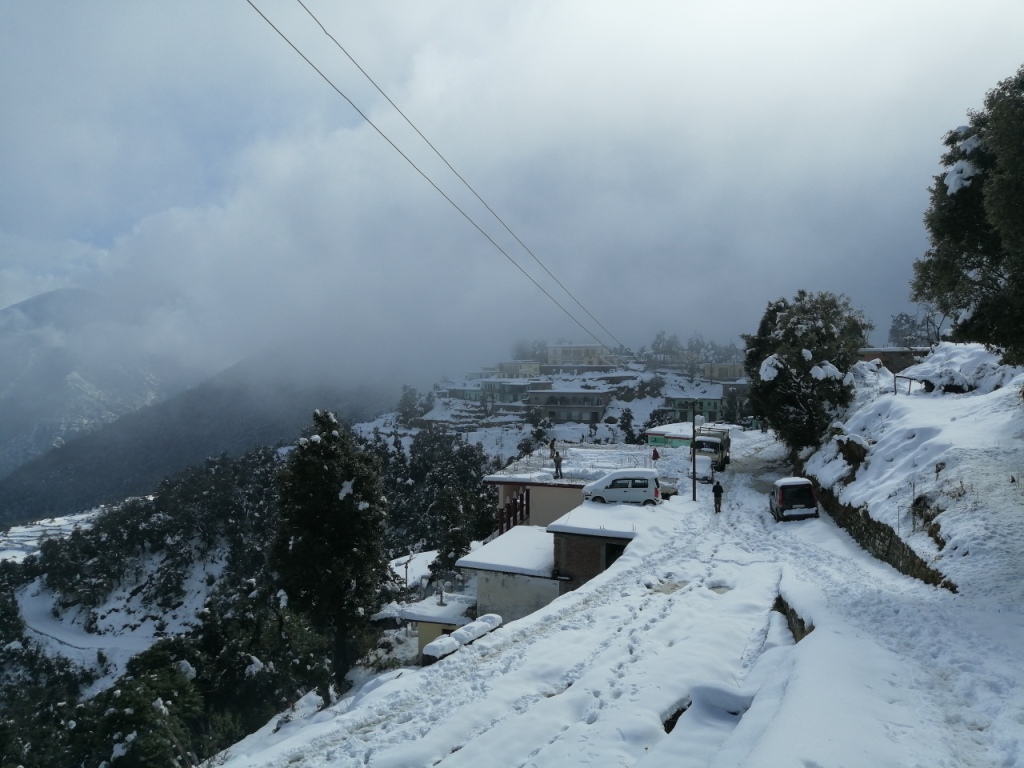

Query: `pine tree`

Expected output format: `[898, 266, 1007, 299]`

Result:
[270, 410, 390, 690]
[427, 486, 473, 584]
[618, 407, 636, 444]
[404, 424, 496, 546]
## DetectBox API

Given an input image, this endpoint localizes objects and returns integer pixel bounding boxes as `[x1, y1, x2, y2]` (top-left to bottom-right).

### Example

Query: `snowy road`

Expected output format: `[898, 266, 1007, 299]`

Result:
[219, 430, 1024, 768]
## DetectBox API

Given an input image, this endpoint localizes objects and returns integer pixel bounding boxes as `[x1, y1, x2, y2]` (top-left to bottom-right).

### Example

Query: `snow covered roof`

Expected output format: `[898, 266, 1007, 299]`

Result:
[456, 526, 554, 577]
[395, 592, 475, 626]
[774, 477, 813, 488]
[531, 385, 613, 394]
[645, 422, 694, 438]
[485, 443, 663, 485]
[662, 382, 724, 399]
[545, 503, 664, 539]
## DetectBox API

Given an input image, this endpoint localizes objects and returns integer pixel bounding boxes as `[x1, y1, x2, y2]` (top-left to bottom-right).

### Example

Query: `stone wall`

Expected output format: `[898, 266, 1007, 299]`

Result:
[772, 595, 814, 642]
[815, 485, 958, 593]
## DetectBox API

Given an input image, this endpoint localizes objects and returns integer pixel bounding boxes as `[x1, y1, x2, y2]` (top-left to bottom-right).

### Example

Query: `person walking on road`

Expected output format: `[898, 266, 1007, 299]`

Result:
[553, 451, 564, 479]
[712, 480, 724, 514]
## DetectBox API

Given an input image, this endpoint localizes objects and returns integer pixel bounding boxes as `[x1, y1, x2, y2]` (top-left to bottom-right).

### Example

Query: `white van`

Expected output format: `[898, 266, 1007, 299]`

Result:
[769, 477, 820, 522]
[582, 468, 662, 505]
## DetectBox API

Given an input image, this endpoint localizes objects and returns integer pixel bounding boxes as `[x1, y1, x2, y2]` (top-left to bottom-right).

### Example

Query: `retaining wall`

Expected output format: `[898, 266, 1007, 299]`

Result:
[814, 485, 958, 593]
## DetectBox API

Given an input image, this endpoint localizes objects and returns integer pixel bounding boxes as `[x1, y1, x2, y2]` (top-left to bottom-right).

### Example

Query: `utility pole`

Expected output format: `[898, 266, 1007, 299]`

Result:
[691, 399, 697, 502]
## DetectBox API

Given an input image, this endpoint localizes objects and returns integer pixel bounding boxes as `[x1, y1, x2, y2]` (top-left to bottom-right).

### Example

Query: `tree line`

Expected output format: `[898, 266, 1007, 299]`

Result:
[0, 415, 498, 767]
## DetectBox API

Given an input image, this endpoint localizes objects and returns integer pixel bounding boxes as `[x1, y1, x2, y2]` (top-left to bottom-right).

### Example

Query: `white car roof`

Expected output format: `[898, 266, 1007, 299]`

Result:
[773, 477, 813, 487]
[586, 468, 659, 483]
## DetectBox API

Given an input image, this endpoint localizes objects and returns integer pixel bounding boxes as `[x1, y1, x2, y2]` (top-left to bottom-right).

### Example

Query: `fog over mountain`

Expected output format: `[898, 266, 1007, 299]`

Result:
[0, 342, 395, 527]
[3, 1, 1024, 385]
[0, 288, 201, 479]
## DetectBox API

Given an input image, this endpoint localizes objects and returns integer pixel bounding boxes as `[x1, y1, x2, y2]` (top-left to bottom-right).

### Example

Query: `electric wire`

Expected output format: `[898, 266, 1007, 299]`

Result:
[293, 0, 631, 359]
[245, 0, 629, 360]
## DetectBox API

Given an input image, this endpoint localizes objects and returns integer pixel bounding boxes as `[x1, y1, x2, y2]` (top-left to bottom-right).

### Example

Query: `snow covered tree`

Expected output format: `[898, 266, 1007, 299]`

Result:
[426, 486, 474, 584]
[270, 410, 390, 690]
[743, 291, 872, 460]
[911, 63, 1024, 364]
[404, 425, 496, 547]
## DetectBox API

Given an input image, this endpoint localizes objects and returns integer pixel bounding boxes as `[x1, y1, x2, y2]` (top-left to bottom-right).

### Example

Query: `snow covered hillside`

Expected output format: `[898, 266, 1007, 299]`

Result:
[210, 346, 1024, 768]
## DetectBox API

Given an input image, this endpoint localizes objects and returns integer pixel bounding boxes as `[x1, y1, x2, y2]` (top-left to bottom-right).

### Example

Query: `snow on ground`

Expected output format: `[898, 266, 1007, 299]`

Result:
[0, 510, 100, 562]
[14, 551, 223, 695]
[6, 346, 1024, 766]
[210, 347, 1024, 768]
[806, 343, 1024, 601]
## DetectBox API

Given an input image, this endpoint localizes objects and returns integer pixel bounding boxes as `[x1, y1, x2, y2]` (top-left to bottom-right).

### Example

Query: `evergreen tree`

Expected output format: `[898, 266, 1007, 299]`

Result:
[396, 385, 421, 426]
[427, 487, 474, 584]
[619, 407, 637, 444]
[743, 291, 872, 461]
[723, 387, 742, 422]
[404, 424, 496, 547]
[270, 410, 390, 691]
[911, 63, 1024, 364]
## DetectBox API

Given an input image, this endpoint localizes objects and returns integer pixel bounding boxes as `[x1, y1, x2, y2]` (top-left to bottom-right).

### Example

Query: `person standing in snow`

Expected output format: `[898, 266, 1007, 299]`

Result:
[652, 447, 659, 464]
[712, 480, 723, 514]
[553, 451, 563, 479]
[549, 437, 556, 458]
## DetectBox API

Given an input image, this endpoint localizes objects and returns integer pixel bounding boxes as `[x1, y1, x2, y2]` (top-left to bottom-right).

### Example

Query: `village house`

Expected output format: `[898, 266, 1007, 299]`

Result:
[526, 385, 612, 424]
[455, 525, 560, 622]
[658, 381, 725, 422]
[547, 504, 645, 594]
[497, 360, 542, 378]
[701, 362, 745, 380]
[644, 421, 695, 448]
[483, 445, 589, 529]
[547, 343, 616, 367]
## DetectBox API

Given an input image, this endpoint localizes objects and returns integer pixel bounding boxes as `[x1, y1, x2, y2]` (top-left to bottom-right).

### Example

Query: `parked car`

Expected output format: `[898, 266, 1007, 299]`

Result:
[583, 468, 662, 505]
[769, 477, 820, 521]
[660, 479, 679, 500]
[687, 454, 715, 483]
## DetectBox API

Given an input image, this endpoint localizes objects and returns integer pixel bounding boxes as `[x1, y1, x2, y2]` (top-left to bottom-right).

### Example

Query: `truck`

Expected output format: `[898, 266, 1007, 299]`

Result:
[691, 426, 731, 472]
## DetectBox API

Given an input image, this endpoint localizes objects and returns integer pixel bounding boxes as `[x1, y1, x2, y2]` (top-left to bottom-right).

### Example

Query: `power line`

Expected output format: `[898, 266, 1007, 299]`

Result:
[245, 0, 630, 360]
[292, 0, 631, 358]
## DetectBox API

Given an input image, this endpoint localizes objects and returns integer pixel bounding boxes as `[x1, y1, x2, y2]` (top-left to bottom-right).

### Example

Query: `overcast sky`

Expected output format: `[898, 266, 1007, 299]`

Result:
[2, 1, 1022, 386]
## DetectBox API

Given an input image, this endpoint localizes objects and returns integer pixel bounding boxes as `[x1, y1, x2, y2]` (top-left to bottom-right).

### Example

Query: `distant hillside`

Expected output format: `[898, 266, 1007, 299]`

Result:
[0, 349, 393, 526]
[0, 288, 198, 479]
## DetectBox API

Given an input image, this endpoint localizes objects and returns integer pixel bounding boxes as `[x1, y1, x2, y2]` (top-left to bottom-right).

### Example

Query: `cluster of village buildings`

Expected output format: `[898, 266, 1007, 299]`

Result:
[381, 344, 923, 662]
[440, 343, 748, 426]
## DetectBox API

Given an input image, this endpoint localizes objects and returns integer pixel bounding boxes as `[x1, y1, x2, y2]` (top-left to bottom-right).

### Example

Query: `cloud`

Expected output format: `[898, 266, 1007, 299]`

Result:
[2, 0, 1024, 384]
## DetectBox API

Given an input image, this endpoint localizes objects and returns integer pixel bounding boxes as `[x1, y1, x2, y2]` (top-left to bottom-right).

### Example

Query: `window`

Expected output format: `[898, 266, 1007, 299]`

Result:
[631, 478, 649, 489]
[610, 479, 630, 489]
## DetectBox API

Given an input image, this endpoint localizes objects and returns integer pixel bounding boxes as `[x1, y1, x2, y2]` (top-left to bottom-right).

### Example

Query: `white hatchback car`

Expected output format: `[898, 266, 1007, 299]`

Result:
[582, 468, 663, 505]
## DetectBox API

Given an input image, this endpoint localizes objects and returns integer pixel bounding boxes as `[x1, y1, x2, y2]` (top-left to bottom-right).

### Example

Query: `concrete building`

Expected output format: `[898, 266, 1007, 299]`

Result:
[547, 344, 616, 367]
[456, 526, 560, 622]
[526, 386, 612, 424]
